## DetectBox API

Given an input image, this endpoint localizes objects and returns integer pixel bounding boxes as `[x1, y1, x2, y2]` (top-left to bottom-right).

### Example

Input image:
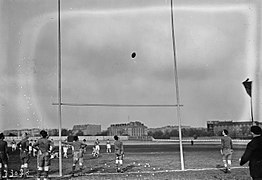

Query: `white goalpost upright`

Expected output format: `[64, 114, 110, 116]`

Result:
[57, 0, 63, 176]
[170, 0, 185, 171]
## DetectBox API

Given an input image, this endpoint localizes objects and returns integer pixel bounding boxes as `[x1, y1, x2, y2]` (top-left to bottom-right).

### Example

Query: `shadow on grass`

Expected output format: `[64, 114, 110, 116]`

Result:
[123, 164, 135, 172]
[86, 166, 104, 173]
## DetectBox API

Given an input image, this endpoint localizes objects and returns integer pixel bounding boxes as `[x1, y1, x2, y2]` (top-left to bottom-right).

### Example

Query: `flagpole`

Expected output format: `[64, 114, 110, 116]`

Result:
[57, 0, 63, 176]
[251, 96, 254, 124]
[170, 0, 185, 170]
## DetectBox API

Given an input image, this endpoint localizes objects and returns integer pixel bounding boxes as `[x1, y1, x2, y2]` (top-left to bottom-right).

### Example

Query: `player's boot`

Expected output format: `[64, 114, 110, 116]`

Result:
[227, 167, 231, 173]
[80, 165, 85, 176]
[71, 165, 76, 177]
[116, 168, 121, 173]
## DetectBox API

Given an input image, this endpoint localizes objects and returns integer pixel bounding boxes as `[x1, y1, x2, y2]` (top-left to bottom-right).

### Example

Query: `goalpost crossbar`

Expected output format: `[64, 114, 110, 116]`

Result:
[52, 103, 183, 107]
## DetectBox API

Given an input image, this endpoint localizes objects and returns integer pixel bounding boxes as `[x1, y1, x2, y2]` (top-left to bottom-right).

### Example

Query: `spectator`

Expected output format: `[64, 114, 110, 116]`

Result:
[240, 126, 262, 180]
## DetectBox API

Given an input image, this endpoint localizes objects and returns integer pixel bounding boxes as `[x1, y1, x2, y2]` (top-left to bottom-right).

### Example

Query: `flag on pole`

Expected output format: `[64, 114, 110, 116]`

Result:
[242, 78, 252, 97]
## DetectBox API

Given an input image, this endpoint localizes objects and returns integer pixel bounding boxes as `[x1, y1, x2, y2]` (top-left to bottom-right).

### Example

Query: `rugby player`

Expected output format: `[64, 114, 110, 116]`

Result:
[33, 130, 53, 180]
[0, 133, 9, 179]
[17, 132, 30, 178]
[62, 136, 87, 176]
[114, 135, 124, 173]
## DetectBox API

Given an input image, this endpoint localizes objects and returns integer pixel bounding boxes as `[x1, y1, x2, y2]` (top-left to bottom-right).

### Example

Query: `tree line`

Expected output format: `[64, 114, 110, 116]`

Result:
[147, 128, 214, 139]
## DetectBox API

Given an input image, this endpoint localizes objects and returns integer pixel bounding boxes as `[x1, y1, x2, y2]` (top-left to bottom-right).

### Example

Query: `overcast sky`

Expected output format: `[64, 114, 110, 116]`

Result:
[0, 0, 260, 131]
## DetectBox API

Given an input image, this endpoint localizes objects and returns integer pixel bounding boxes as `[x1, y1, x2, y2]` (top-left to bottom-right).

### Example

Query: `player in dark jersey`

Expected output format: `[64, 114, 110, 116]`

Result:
[0, 133, 9, 179]
[33, 130, 53, 180]
[240, 126, 262, 179]
[220, 129, 233, 173]
[62, 136, 87, 176]
[17, 132, 30, 178]
[114, 135, 124, 173]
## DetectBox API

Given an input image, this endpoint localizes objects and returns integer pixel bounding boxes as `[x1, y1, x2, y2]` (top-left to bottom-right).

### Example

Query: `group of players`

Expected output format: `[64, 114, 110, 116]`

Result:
[1, 125, 262, 179]
[0, 131, 124, 179]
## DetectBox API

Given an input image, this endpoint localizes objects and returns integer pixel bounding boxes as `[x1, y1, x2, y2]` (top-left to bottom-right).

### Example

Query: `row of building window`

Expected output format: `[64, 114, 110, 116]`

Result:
[3, 121, 148, 137]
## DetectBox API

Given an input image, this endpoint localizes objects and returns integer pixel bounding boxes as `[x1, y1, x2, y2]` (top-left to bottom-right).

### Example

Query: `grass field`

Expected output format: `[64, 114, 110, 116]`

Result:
[6, 143, 252, 180]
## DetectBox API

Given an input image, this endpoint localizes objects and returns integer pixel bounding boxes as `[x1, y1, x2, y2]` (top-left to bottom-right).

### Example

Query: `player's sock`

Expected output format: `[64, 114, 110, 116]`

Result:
[37, 170, 42, 178]
[43, 171, 48, 179]
[23, 168, 27, 177]
[72, 165, 76, 176]
[23, 166, 29, 178]
[116, 164, 120, 172]
[79, 165, 83, 175]
[0, 168, 5, 178]
[223, 160, 227, 168]
[119, 160, 123, 172]
[0, 168, 2, 179]
[72, 165, 76, 171]
[227, 160, 231, 172]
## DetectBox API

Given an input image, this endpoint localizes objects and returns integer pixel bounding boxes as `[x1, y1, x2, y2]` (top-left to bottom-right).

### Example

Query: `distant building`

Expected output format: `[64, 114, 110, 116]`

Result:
[72, 124, 101, 135]
[3, 129, 19, 136]
[3, 128, 41, 137]
[47, 129, 58, 136]
[148, 125, 191, 133]
[108, 121, 148, 137]
[207, 121, 219, 134]
[30, 128, 41, 136]
[207, 120, 262, 138]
